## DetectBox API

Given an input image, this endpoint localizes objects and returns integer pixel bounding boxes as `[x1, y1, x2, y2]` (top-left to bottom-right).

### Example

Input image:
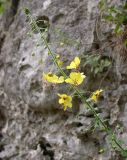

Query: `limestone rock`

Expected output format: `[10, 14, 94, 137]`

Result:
[0, 0, 126, 160]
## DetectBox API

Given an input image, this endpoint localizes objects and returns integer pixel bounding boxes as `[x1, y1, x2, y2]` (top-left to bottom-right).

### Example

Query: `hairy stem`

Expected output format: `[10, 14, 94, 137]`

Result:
[26, 10, 126, 154]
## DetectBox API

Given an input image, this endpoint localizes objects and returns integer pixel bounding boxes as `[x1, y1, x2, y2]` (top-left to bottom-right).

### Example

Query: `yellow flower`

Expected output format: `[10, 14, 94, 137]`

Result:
[65, 72, 86, 86]
[91, 89, 103, 102]
[57, 93, 72, 110]
[66, 57, 80, 69]
[43, 72, 64, 83]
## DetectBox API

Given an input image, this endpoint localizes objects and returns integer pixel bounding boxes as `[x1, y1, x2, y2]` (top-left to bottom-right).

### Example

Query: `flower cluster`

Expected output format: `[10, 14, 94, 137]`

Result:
[43, 56, 103, 110]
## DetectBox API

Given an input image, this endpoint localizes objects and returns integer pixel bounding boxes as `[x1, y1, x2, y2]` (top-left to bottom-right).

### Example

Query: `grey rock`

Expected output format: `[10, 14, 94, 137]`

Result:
[0, 0, 126, 160]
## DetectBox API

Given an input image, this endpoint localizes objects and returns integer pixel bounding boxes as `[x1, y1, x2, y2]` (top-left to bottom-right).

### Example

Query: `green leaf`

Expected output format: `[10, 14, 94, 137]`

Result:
[104, 60, 111, 66]
[124, 39, 127, 46]
[108, 6, 117, 14]
[123, 2, 127, 10]
[114, 24, 122, 34]
[121, 150, 127, 158]
[99, 0, 106, 10]
[0, 5, 4, 13]
[104, 15, 114, 21]
[94, 67, 100, 74]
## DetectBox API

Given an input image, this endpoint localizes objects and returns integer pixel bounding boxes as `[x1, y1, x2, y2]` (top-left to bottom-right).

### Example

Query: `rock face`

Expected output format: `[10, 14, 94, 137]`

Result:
[0, 0, 127, 159]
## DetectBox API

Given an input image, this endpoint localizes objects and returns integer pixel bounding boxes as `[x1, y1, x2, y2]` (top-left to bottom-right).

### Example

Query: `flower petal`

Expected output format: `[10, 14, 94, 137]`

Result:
[91, 89, 103, 102]
[58, 93, 72, 111]
[65, 78, 74, 84]
[59, 99, 64, 104]
[67, 62, 76, 69]
[74, 57, 80, 66]
[58, 76, 64, 83]
[66, 57, 80, 69]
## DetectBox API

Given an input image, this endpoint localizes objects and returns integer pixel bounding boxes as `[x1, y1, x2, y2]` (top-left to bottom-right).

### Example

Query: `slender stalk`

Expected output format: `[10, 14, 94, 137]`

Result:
[26, 12, 126, 154]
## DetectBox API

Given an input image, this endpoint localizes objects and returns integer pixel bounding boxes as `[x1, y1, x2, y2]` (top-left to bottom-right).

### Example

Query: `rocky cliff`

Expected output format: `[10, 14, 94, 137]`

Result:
[0, 0, 127, 159]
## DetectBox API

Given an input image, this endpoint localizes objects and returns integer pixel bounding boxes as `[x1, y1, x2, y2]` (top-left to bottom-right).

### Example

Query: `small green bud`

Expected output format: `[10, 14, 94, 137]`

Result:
[24, 8, 30, 15]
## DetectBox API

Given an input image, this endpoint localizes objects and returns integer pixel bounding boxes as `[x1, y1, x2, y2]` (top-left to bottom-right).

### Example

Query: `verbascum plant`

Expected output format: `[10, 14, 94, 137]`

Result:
[24, 8, 127, 158]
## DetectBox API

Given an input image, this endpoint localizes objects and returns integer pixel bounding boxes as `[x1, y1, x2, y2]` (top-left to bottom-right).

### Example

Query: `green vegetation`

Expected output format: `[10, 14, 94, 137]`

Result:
[83, 54, 111, 75]
[0, 0, 10, 13]
[24, 7, 127, 158]
[99, 0, 127, 34]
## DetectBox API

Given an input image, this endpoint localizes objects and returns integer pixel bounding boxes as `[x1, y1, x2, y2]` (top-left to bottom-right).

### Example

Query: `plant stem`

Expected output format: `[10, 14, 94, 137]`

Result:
[27, 12, 126, 154]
